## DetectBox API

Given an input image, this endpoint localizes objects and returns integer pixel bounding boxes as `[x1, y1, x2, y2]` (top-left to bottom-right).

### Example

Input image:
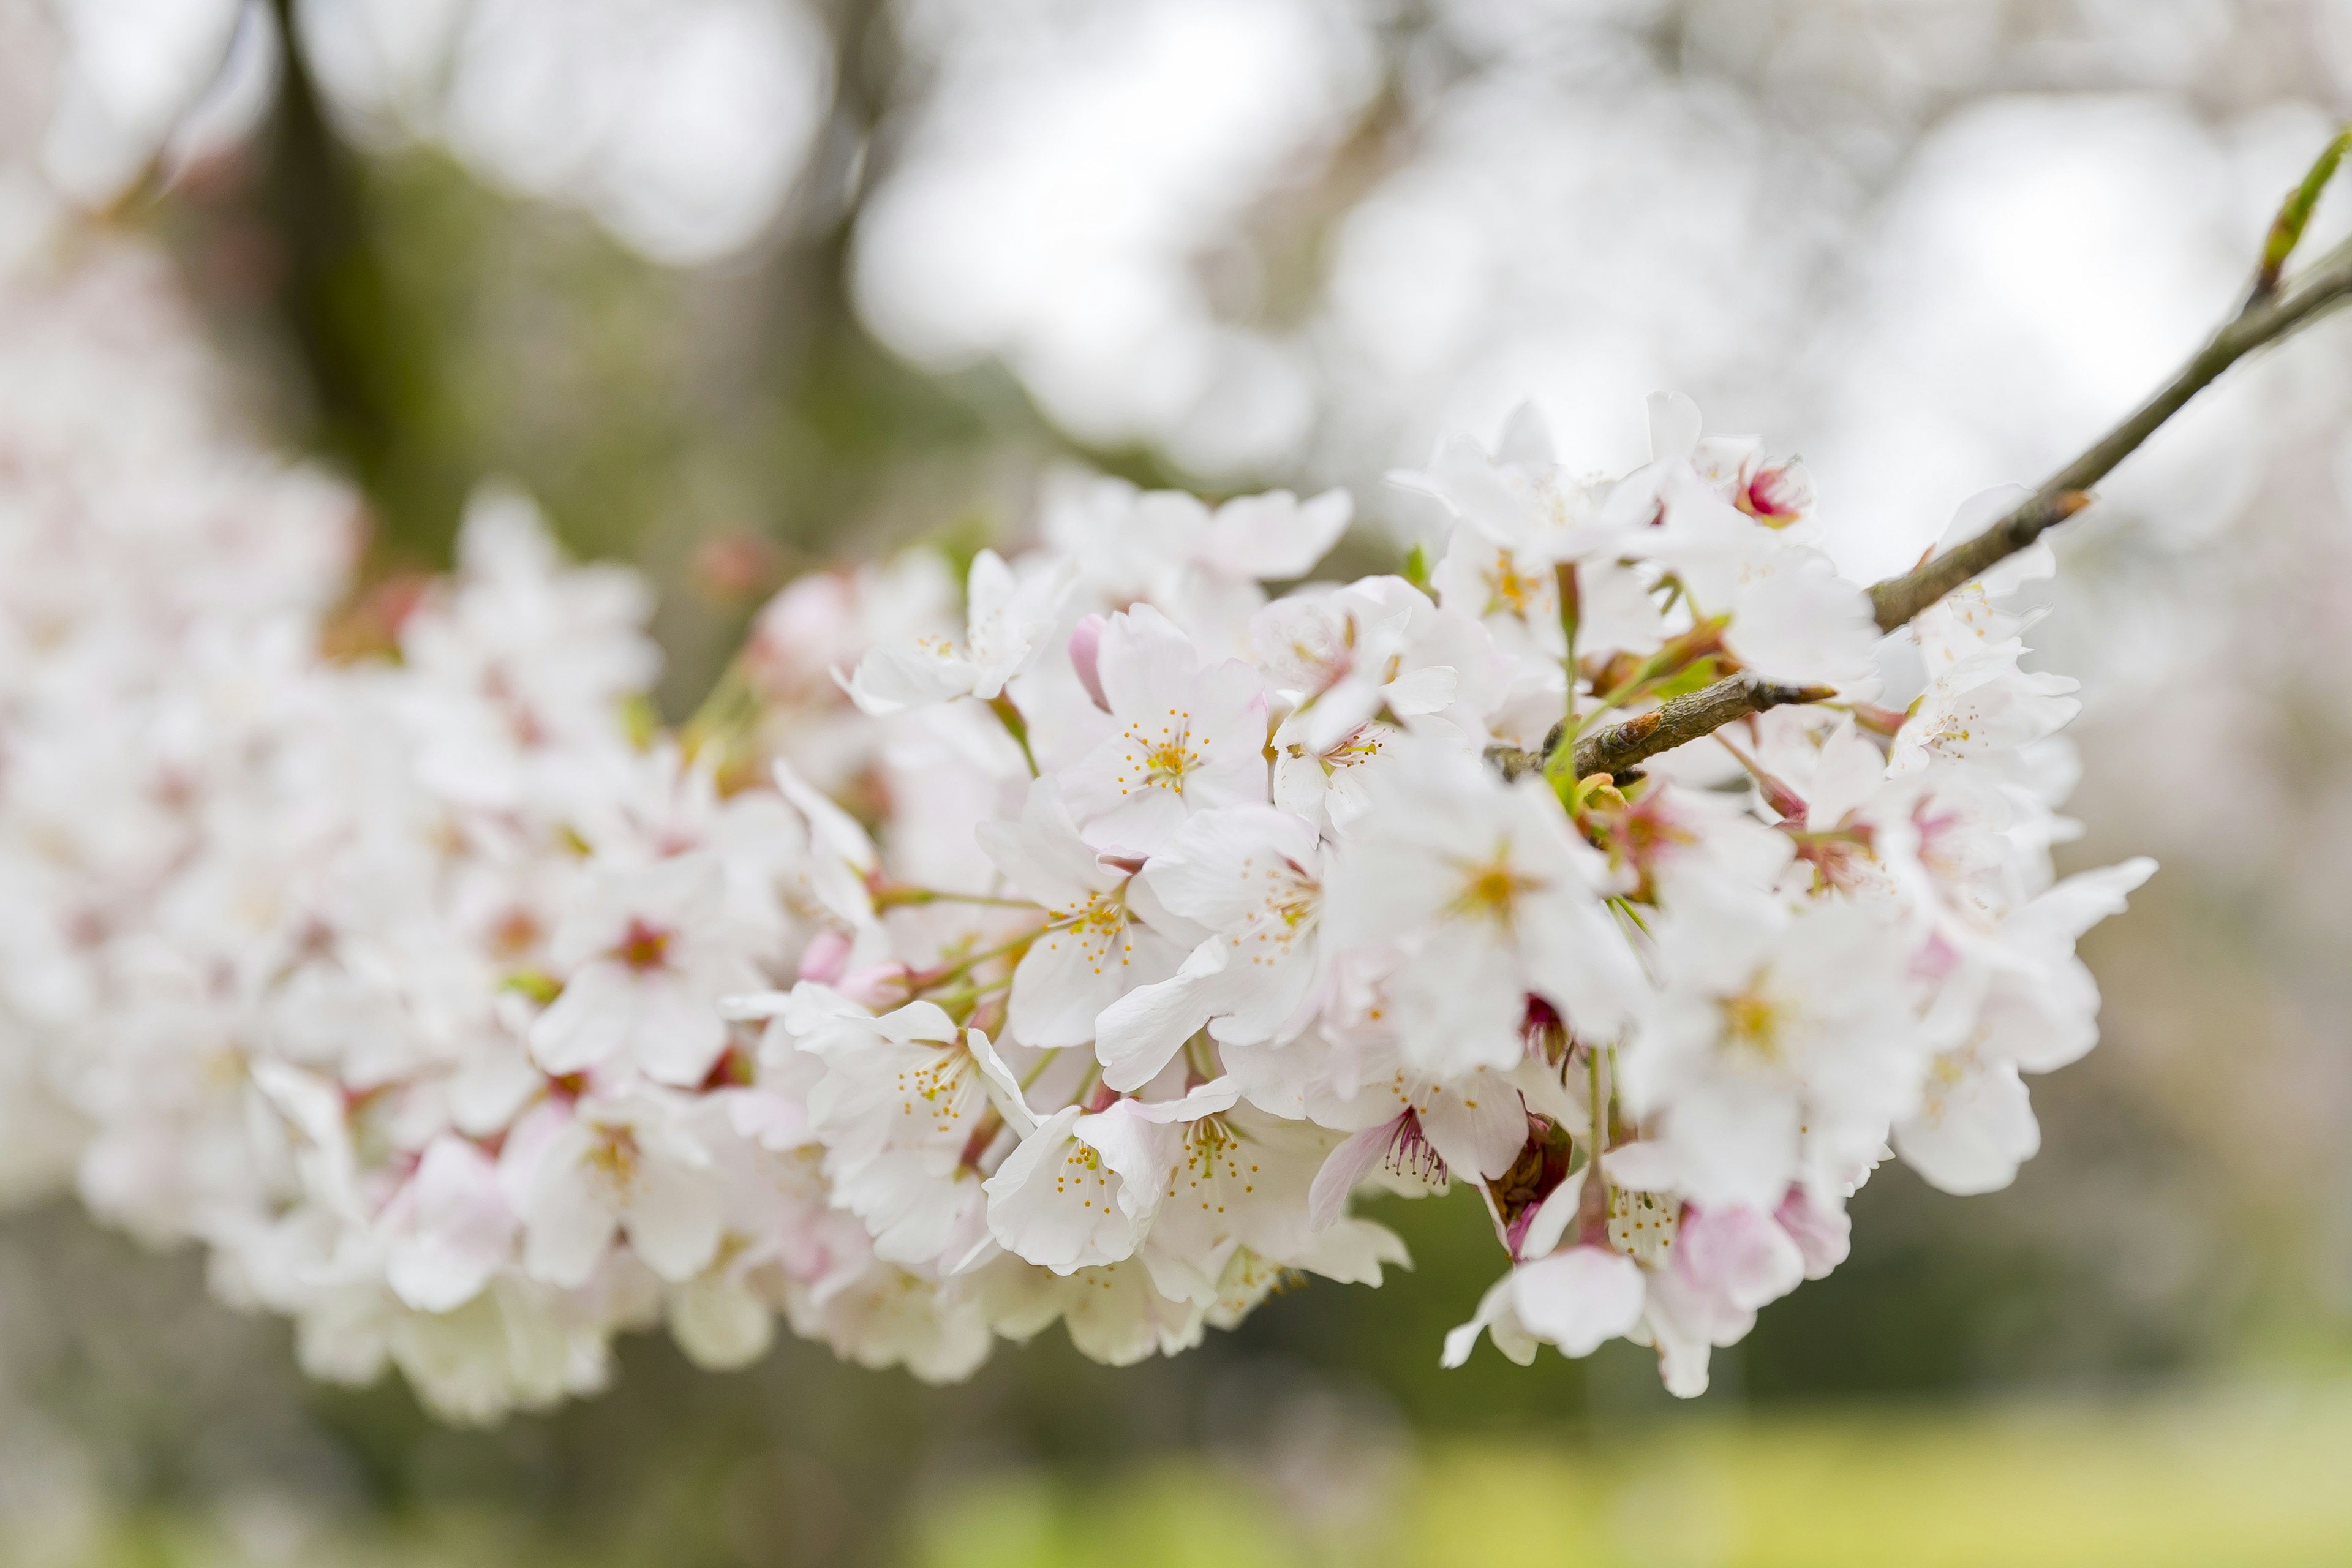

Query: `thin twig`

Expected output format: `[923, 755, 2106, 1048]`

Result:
[1868, 230, 2352, 631]
[1489, 676, 1836, 784]
[1488, 211, 2352, 787]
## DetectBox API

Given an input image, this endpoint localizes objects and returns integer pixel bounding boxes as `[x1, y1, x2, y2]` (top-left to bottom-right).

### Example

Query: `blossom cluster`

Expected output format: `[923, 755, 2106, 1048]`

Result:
[793, 399, 2152, 1394]
[0, 219, 913, 1418]
[0, 212, 2149, 1418]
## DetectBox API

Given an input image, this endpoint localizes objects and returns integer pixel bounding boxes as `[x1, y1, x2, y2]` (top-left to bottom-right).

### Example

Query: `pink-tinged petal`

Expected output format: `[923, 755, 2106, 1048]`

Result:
[1673, 1204, 1804, 1312]
[1512, 1245, 1646, 1357]
[1068, 614, 1110, 710]
[1307, 1118, 1399, 1232]
[1774, 1188, 1851, 1280]
[796, 927, 853, 984]
[1091, 602, 1200, 717]
[386, 1136, 515, 1313]
[496, 1100, 574, 1214]
[837, 963, 913, 1010]
[1516, 1169, 1586, 1263]
[1642, 1264, 1753, 1399]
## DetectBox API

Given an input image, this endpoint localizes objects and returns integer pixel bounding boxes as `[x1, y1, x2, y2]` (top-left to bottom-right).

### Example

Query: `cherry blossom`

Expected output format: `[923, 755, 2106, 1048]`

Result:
[0, 246, 2160, 1418]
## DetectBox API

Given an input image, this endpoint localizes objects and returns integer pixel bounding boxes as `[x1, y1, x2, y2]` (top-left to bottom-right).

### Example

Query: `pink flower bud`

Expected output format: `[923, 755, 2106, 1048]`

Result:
[797, 927, 853, 984]
[837, 962, 911, 1009]
[1068, 613, 1110, 710]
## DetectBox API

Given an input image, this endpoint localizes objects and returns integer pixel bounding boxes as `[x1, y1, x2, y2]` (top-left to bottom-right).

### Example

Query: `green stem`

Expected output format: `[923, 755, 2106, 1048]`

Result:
[907, 919, 1066, 995]
[987, 693, 1039, 777]
[872, 885, 1044, 912]
[1553, 561, 1581, 724]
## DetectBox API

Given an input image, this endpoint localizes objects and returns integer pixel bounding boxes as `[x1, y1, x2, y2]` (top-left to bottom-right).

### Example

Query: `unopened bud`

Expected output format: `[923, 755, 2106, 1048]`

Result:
[797, 927, 853, 985]
[1068, 614, 1110, 711]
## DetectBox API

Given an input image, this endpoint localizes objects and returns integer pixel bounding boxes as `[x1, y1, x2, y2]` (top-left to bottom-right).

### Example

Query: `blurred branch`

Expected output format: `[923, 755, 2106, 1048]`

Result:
[260, 0, 448, 561]
[1491, 142, 2352, 791]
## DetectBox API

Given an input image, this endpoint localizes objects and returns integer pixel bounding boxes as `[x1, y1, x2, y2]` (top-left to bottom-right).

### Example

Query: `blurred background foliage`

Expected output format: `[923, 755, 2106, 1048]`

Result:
[9, 0, 2352, 1562]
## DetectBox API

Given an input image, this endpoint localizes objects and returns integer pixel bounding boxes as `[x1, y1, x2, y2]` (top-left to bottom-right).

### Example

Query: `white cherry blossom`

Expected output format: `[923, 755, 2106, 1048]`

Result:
[529, 853, 767, 1088]
[1095, 804, 1327, 1091]
[977, 777, 1184, 1047]
[1058, 603, 1270, 856]
[1322, 739, 1644, 1074]
[510, 1090, 725, 1289]
[982, 1081, 1235, 1275]
[846, 548, 1070, 714]
[1622, 901, 1925, 1210]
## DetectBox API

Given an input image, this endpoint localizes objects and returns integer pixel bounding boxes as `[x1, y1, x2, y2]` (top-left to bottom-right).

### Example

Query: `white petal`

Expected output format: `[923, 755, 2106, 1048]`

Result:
[1094, 940, 1227, 1093]
[1512, 1245, 1646, 1357]
[964, 1027, 1037, 1137]
[669, 1275, 775, 1370]
[1306, 1119, 1396, 1232]
[624, 1159, 724, 1283]
[523, 1164, 618, 1289]
[1893, 1057, 2040, 1196]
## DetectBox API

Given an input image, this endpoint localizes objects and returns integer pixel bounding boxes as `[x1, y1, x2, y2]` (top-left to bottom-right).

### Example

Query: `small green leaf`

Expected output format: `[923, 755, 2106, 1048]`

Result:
[2258, 127, 2352, 294]
[502, 970, 562, 1006]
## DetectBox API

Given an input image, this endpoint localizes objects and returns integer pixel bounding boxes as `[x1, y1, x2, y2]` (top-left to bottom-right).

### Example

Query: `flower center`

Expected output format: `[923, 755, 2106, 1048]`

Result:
[1111, 709, 1202, 796]
[1720, 982, 1785, 1063]
[585, 1126, 641, 1194]
[1483, 549, 1547, 617]
[615, 918, 673, 971]
[1381, 1111, 1449, 1189]
[1450, 852, 1531, 927]
[1605, 1185, 1681, 1267]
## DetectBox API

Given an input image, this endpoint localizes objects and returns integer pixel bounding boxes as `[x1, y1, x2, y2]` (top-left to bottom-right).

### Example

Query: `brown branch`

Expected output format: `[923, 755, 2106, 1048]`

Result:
[1572, 676, 1837, 779]
[1490, 200, 2352, 789]
[1489, 676, 1838, 785]
[1868, 230, 2352, 631]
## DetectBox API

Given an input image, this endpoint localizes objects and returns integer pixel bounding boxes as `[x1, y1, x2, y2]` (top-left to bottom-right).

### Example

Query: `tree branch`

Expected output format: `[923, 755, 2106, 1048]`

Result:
[1490, 676, 1838, 784]
[1867, 230, 2352, 631]
[1490, 192, 2352, 789]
